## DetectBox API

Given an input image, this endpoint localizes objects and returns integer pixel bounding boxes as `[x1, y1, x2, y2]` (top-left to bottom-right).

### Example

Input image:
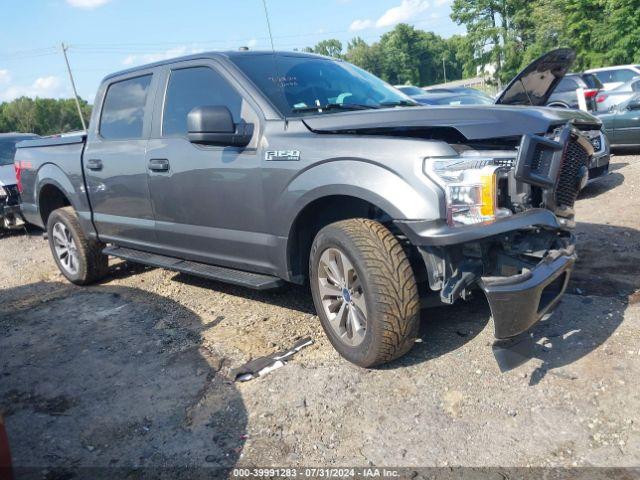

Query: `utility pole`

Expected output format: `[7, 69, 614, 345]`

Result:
[61, 42, 87, 132]
[442, 56, 447, 84]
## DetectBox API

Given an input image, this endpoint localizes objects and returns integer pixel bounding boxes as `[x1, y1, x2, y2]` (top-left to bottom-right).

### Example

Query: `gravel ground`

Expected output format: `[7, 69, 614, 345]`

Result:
[1, 151, 639, 476]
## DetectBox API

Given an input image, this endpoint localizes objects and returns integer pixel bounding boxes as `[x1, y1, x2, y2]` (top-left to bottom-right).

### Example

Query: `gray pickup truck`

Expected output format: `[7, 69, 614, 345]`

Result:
[16, 49, 606, 367]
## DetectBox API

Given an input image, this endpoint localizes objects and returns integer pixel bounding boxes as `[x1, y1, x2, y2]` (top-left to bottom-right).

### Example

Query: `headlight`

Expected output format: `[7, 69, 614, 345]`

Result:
[424, 152, 515, 226]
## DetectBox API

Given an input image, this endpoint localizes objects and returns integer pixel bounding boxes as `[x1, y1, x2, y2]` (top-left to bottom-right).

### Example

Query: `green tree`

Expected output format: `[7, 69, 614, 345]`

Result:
[309, 39, 343, 58]
[0, 97, 91, 135]
[600, 0, 640, 65]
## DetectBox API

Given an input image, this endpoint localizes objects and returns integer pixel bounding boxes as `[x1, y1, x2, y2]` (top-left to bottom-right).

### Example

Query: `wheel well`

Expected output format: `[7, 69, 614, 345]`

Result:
[287, 195, 394, 282]
[39, 184, 71, 226]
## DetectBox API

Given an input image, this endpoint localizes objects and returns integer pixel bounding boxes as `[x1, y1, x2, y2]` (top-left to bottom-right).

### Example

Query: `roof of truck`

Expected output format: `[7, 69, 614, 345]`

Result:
[103, 50, 330, 82]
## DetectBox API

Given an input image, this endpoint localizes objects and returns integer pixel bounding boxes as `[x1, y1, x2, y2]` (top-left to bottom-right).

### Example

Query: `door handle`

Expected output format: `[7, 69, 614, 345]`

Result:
[148, 158, 170, 172]
[86, 159, 103, 171]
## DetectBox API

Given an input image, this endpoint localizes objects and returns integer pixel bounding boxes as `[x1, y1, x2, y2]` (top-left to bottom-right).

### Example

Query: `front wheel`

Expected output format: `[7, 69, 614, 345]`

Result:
[47, 207, 109, 285]
[309, 219, 420, 367]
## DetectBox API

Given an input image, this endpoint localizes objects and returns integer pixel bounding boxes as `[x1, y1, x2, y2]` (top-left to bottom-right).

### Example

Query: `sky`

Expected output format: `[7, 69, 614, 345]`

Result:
[0, 0, 463, 103]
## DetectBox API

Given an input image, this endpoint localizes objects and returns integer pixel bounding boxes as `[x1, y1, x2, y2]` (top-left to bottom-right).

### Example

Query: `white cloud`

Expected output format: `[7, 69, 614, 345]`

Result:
[123, 45, 204, 67]
[246, 38, 258, 48]
[435, 0, 451, 5]
[0, 73, 69, 102]
[376, 0, 430, 28]
[66, 0, 111, 9]
[349, 19, 374, 31]
[0, 70, 10, 85]
[349, 0, 432, 32]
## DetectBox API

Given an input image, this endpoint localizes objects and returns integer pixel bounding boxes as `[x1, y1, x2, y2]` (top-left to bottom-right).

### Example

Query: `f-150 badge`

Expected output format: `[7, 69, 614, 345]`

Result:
[265, 150, 301, 161]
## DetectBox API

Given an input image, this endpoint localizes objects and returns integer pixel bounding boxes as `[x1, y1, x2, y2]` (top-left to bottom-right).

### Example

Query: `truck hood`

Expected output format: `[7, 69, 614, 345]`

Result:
[301, 104, 601, 141]
[495, 48, 576, 107]
[0, 164, 16, 187]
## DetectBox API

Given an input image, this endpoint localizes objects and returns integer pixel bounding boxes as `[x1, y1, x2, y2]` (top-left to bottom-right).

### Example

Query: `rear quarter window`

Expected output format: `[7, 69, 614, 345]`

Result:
[100, 75, 152, 140]
[582, 74, 603, 89]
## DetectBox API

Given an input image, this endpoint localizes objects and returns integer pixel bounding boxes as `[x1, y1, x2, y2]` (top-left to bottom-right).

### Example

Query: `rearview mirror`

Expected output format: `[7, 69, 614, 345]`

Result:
[187, 105, 253, 147]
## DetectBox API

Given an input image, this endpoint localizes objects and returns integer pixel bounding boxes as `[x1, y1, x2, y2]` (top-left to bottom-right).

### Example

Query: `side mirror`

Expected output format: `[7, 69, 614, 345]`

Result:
[628, 100, 640, 111]
[187, 105, 253, 147]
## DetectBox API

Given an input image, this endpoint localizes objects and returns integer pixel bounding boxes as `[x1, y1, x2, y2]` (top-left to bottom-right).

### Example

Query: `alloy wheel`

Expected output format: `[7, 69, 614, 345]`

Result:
[52, 222, 79, 275]
[317, 247, 368, 346]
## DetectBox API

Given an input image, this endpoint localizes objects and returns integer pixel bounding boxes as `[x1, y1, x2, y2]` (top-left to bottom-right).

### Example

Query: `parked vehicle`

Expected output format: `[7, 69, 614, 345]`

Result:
[495, 51, 610, 182]
[596, 77, 640, 112]
[17, 50, 605, 367]
[545, 73, 603, 111]
[396, 85, 494, 105]
[0, 133, 38, 229]
[597, 93, 640, 146]
[585, 65, 640, 90]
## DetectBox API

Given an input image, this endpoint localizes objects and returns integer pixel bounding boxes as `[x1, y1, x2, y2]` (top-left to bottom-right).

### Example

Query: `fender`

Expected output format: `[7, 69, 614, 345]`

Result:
[33, 163, 97, 237]
[276, 158, 443, 238]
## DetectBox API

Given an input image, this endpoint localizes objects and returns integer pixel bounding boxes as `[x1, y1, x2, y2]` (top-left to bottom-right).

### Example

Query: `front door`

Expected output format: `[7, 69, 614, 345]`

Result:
[614, 100, 640, 144]
[145, 62, 271, 273]
[84, 72, 157, 248]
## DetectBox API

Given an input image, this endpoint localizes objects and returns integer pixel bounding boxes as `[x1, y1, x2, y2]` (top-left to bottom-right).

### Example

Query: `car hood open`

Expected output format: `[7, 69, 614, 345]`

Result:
[495, 48, 576, 107]
[301, 103, 600, 141]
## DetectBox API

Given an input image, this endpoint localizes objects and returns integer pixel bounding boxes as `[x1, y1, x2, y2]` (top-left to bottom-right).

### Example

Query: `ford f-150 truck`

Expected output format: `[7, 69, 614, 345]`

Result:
[16, 49, 607, 367]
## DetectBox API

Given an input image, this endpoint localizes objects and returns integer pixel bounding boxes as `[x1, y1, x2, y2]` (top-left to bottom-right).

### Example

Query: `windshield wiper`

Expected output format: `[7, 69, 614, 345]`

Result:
[292, 103, 379, 113]
[379, 100, 421, 107]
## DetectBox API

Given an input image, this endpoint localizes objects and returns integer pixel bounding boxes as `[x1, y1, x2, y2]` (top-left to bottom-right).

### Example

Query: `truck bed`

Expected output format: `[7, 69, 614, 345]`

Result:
[15, 133, 92, 232]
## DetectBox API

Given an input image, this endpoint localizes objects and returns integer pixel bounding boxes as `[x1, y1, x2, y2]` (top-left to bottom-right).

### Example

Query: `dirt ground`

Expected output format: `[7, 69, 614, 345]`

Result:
[1, 151, 639, 477]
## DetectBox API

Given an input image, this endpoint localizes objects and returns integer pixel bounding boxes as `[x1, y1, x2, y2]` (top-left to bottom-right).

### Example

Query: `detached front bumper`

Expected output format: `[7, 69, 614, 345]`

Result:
[401, 211, 577, 340]
[1, 202, 24, 229]
[479, 243, 576, 339]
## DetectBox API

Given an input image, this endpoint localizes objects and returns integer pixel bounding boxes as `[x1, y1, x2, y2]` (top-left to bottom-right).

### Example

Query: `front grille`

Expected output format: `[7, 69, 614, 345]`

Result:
[555, 138, 590, 208]
[531, 144, 554, 176]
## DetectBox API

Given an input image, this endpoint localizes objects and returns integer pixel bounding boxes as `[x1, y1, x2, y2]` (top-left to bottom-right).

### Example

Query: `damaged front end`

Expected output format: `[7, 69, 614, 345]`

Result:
[0, 184, 24, 230]
[397, 122, 595, 339]
[416, 229, 575, 339]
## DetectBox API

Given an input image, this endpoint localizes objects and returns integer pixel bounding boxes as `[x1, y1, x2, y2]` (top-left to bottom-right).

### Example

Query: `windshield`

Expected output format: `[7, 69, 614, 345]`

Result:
[0, 141, 18, 166]
[231, 54, 415, 116]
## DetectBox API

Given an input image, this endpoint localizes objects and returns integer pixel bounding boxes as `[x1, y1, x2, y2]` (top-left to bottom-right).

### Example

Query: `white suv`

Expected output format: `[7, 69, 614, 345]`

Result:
[586, 65, 640, 90]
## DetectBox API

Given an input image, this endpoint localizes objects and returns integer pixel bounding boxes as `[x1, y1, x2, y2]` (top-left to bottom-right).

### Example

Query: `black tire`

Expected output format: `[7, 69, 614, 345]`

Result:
[47, 206, 109, 285]
[309, 219, 420, 367]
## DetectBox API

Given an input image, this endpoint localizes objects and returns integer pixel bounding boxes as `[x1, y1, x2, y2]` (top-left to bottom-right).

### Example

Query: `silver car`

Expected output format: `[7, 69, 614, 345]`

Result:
[596, 77, 640, 112]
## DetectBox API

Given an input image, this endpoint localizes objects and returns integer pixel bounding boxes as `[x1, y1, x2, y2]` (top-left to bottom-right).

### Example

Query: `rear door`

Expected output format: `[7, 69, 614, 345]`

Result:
[84, 71, 158, 247]
[145, 60, 270, 272]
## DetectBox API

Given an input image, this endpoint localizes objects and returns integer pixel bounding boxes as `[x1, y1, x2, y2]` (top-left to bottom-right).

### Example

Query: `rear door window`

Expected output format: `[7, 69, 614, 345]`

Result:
[162, 66, 245, 137]
[582, 74, 603, 89]
[555, 77, 579, 92]
[595, 69, 638, 84]
[100, 75, 152, 140]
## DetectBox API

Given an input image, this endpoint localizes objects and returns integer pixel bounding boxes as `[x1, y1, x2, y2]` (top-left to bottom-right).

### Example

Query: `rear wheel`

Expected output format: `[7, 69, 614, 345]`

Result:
[47, 207, 109, 285]
[310, 219, 420, 367]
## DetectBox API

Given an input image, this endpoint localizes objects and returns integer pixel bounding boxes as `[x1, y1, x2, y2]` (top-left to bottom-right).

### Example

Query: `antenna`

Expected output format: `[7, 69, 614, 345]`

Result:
[61, 43, 87, 132]
[261, 0, 287, 122]
[262, 0, 276, 54]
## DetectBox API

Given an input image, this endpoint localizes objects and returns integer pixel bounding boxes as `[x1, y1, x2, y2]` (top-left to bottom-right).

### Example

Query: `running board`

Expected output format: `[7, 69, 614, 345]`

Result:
[103, 246, 285, 290]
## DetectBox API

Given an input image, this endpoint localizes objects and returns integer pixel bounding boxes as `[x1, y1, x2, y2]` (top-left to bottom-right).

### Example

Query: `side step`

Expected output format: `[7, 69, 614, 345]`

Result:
[103, 246, 285, 290]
